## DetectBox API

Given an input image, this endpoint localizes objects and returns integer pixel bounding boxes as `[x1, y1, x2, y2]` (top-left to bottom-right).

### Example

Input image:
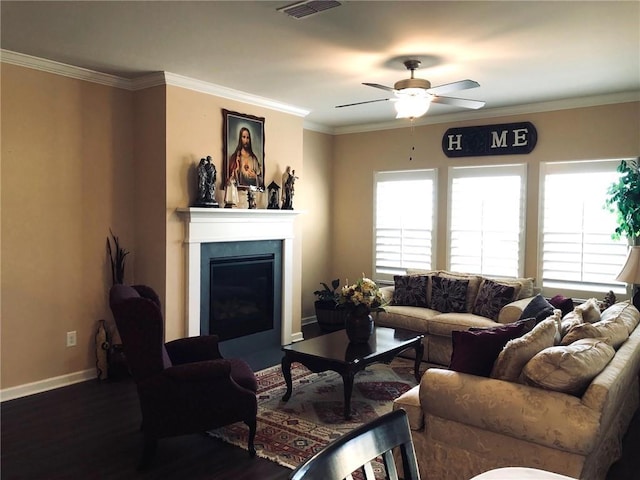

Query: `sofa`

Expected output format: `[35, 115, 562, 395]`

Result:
[393, 300, 640, 480]
[376, 269, 540, 366]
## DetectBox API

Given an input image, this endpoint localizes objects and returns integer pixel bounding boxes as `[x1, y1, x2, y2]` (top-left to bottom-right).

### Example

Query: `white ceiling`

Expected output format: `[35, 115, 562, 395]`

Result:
[2, 1, 639, 132]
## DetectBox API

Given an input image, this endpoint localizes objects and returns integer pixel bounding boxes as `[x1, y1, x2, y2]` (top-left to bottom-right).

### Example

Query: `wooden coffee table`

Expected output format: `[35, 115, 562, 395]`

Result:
[281, 327, 424, 420]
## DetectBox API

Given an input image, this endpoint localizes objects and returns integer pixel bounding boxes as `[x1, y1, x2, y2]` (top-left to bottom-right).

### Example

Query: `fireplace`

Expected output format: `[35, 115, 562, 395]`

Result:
[177, 208, 303, 347]
[200, 239, 283, 355]
[208, 254, 275, 341]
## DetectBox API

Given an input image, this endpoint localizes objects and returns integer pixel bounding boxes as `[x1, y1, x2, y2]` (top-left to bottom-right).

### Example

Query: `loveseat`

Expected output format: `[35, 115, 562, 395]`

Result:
[376, 270, 539, 366]
[393, 300, 640, 480]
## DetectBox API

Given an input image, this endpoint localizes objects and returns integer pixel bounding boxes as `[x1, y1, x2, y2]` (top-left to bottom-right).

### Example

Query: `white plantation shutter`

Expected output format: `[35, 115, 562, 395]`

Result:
[541, 160, 627, 295]
[448, 164, 526, 277]
[374, 170, 436, 282]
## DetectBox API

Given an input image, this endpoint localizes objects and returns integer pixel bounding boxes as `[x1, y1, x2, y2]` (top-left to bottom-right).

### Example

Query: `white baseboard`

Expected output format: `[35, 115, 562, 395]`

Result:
[1, 369, 96, 402]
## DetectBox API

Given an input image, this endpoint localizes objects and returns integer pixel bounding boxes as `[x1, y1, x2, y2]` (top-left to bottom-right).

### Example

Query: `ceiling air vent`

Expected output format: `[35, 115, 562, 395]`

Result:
[277, 0, 342, 19]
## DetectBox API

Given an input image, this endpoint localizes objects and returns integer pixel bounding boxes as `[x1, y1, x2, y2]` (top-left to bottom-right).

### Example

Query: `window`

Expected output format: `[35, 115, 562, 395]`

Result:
[448, 164, 526, 277]
[373, 170, 436, 282]
[540, 160, 627, 296]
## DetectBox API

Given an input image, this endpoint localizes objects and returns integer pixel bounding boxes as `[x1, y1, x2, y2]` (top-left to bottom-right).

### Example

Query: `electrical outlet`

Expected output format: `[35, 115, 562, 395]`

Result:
[66, 331, 77, 347]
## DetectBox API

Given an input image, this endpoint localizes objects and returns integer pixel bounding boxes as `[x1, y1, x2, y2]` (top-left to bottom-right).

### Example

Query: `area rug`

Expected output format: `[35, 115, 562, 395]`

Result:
[207, 357, 419, 472]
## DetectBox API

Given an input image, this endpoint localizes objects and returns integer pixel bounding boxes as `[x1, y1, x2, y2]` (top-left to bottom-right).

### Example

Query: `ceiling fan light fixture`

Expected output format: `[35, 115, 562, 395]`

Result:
[394, 96, 431, 119]
[396, 87, 428, 97]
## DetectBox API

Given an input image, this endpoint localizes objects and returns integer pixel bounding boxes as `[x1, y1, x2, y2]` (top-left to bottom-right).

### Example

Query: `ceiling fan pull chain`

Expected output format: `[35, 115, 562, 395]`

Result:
[409, 119, 416, 161]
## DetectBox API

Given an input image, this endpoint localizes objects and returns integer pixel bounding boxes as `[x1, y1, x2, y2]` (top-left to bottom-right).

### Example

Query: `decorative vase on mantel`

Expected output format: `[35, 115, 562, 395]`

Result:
[345, 304, 374, 343]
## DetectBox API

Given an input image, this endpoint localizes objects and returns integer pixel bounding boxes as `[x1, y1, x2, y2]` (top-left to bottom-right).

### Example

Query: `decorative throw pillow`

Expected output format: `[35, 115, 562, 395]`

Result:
[438, 272, 482, 312]
[549, 309, 563, 345]
[449, 320, 531, 377]
[491, 317, 558, 382]
[575, 298, 601, 323]
[560, 310, 583, 338]
[521, 338, 615, 396]
[472, 279, 517, 321]
[392, 275, 429, 307]
[549, 294, 574, 317]
[561, 317, 629, 349]
[431, 276, 468, 313]
[600, 301, 640, 334]
[486, 276, 523, 300]
[519, 294, 555, 324]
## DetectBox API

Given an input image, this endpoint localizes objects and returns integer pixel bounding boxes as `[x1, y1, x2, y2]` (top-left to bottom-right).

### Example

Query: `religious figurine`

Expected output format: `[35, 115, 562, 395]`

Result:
[281, 166, 298, 210]
[224, 175, 239, 208]
[267, 181, 281, 209]
[195, 155, 219, 207]
[247, 186, 257, 209]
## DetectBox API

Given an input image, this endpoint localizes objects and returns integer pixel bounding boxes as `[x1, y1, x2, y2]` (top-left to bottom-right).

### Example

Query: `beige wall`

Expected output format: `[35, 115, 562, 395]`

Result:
[301, 129, 334, 319]
[1, 64, 135, 387]
[331, 102, 640, 286]
[132, 86, 167, 330]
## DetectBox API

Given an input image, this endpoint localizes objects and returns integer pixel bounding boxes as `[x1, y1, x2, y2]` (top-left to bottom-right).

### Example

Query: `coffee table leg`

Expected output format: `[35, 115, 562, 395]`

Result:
[414, 339, 424, 382]
[342, 371, 356, 420]
[281, 355, 293, 401]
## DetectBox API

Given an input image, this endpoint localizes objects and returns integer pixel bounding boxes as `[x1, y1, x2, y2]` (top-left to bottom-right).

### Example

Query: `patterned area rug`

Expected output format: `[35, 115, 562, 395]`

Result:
[207, 357, 418, 471]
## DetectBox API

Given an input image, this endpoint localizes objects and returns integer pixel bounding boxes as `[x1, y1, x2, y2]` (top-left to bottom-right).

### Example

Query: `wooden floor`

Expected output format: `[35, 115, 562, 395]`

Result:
[1, 323, 639, 480]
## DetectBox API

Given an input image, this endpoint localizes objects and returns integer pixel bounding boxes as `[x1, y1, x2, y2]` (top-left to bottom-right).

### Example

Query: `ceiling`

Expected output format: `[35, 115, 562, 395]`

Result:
[2, 1, 639, 132]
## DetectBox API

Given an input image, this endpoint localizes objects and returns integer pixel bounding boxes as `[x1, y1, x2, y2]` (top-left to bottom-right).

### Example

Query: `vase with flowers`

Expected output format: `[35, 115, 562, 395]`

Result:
[338, 275, 386, 343]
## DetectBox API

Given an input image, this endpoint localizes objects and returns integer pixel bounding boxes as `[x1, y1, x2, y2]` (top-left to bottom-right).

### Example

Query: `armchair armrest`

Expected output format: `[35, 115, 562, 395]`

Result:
[165, 335, 223, 365]
[420, 369, 599, 455]
[380, 285, 394, 304]
[497, 296, 536, 324]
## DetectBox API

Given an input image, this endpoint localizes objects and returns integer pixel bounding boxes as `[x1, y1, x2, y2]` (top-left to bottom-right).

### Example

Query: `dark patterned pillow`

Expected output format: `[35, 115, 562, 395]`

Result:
[549, 294, 574, 317]
[472, 279, 516, 320]
[392, 275, 429, 307]
[520, 294, 555, 323]
[431, 276, 468, 313]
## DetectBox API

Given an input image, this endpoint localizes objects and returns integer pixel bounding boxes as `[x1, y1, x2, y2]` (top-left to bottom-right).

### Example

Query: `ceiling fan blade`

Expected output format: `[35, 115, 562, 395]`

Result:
[335, 98, 390, 108]
[427, 79, 480, 96]
[363, 82, 396, 92]
[431, 96, 485, 109]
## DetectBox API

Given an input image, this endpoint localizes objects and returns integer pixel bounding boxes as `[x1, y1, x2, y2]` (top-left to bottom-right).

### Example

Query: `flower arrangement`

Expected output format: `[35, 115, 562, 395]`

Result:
[338, 275, 386, 313]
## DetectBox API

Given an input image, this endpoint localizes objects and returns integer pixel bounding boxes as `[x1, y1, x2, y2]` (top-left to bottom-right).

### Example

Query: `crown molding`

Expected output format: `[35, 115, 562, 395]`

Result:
[302, 120, 334, 134]
[161, 72, 309, 118]
[1, 50, 309, 118]
[0, 49, 131, 89]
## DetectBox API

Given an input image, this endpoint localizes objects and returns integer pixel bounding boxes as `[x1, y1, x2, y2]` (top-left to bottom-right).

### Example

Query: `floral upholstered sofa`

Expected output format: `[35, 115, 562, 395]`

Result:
[375, 269, 540, 366]
[393, 300, 640, 480]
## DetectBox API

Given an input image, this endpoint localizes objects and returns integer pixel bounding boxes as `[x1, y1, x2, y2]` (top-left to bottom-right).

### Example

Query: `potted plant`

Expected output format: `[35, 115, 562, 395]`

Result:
[313, 279, 347, 332]
[106, 229, 130, 285]
[606, 157, 640, 245]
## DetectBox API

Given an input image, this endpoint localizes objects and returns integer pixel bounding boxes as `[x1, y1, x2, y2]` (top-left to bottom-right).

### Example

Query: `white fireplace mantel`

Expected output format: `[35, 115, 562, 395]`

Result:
[177, 207, 302, 344]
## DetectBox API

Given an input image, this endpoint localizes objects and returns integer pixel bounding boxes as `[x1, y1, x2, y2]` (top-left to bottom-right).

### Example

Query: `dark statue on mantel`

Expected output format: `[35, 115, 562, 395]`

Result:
[195, 156, 219, 207]
[281, 166, 298, 210]
[267, 181, 280, 209]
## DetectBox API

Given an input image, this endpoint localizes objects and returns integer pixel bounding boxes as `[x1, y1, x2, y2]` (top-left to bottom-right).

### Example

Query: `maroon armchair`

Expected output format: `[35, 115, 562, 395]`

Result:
[109, 284, 257, 469]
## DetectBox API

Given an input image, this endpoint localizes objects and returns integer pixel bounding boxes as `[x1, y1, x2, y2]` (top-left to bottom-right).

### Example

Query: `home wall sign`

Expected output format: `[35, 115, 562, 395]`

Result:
[442, 121, 537, 158]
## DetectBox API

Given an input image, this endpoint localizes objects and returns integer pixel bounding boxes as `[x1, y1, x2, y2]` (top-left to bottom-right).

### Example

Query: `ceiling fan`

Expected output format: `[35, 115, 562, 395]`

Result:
[335, 59, 485, 119]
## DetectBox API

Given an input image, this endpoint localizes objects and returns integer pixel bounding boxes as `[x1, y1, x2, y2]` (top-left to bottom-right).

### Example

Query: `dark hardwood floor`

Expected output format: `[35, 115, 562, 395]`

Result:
[1, 323, 638, 479]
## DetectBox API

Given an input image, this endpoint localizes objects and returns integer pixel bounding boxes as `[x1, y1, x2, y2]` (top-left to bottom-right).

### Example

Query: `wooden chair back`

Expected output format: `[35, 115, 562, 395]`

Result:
[289, 409, 420, 480]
